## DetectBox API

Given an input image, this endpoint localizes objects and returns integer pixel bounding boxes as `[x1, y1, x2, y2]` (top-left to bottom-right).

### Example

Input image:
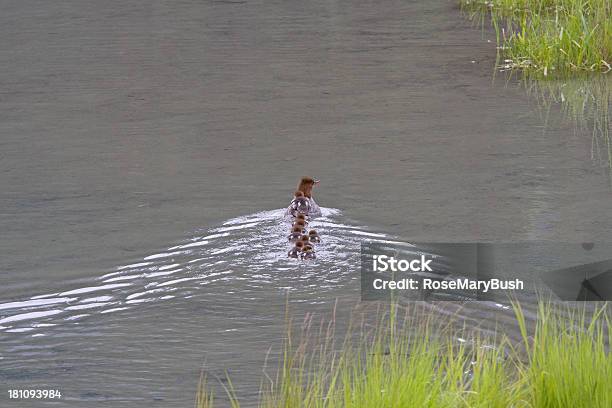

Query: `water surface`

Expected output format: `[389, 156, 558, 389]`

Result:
[1, 0, 611, 406]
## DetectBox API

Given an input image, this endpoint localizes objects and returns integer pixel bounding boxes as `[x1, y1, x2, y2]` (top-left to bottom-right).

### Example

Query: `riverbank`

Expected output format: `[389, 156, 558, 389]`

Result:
[461, 0, 611, 76]
[196, 302, 611, 407]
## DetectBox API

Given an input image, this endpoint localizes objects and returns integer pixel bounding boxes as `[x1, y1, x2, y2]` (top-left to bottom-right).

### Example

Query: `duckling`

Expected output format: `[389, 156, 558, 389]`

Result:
[291, 219, 305, 229]
[295, 213, 308, 225]
[308, 229, 321, 244]
[301, 244, 316, 260]
[299, 235, 310, 245]
[289, 190, 311, 216]
[287, 241, 305, 258]
[292, 220, 307, 234]
[287, 226, 304, 242]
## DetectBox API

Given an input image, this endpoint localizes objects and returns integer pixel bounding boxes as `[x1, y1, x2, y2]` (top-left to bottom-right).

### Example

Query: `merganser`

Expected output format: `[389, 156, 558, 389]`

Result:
[288, 241, 305, 258]
[286, 178, 321, 218]
[292, 220, 307, 233]
[308, 229, 321, 244]
[288, 226, 304, 242]
[296, 177, 321, 217]
[295, 213, 308, 225]
[301, 244, 316, 260]
[289, 191, 311, 216]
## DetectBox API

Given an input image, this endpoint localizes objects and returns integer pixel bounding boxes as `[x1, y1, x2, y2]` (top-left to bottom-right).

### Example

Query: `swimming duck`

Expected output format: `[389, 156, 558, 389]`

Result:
[296, 177, 321, 217]
[286, 177, 321, 218]
[289, 190, 311, 217]
[292, 220, 307, 233]
[288, 241, 305, 258]
[301, 244, 316, 260]
[295, 213, 308, 224]
[287, 226, 304, 242]
[308, 229, 321, 244]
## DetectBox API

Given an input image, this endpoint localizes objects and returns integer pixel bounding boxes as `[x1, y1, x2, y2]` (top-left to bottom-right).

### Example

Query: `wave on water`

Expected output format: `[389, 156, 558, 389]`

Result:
[0, 208, 402, 335]
[0, 208, 529, 342]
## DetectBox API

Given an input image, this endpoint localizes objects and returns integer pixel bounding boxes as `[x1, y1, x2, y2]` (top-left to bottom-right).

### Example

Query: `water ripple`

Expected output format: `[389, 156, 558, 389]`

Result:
[0, 208, 381, 335]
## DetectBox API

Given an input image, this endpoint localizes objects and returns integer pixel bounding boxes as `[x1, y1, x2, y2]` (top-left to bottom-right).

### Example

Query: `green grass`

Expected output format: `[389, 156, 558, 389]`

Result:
[195, 301, 611, 407]
[460, 0, 612, 76]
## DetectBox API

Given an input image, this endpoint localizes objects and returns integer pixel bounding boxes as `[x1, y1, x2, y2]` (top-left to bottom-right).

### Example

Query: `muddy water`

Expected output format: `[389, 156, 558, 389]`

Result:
[1, 0, 611, 406]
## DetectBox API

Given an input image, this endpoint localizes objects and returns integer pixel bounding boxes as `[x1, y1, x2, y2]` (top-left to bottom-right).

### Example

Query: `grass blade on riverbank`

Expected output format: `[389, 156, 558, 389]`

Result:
[196, 301, 611, 407]
[461, 0, 612, 76]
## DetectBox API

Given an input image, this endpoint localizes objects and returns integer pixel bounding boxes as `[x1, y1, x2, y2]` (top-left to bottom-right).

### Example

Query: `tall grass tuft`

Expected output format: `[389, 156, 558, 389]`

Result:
[197, 301, 611, 407]
[195, 371, 214, 408]
[513, 301, 612, 408]
[460, 0, 612, 76]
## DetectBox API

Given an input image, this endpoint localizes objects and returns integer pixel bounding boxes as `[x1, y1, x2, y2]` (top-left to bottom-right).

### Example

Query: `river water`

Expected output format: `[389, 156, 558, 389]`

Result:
[1, 0, 611, 407]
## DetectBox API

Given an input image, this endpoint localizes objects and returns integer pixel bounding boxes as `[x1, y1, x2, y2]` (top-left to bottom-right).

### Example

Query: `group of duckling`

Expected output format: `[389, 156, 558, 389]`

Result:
[287, 190, 321, 260]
